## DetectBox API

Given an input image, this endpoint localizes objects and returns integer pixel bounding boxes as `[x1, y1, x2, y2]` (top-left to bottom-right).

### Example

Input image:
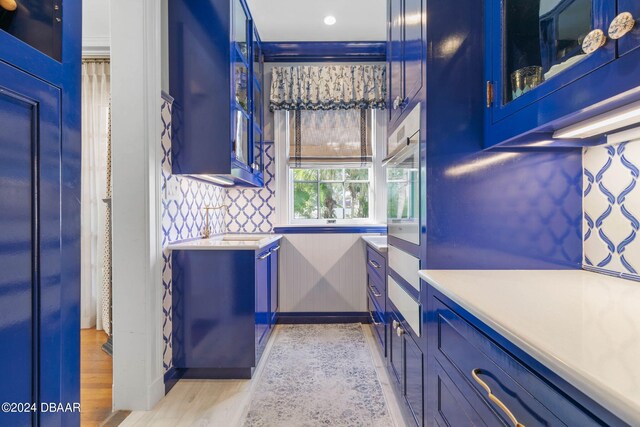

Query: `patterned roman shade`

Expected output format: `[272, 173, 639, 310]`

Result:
[289, 109, 372, 166]
[270, 65, 386, 111]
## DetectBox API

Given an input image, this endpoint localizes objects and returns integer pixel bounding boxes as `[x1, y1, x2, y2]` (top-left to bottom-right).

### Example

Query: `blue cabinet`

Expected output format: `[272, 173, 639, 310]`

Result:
[427, 285, 625, 426]
[387, 0, 425, 130]
[169, 0, 266, 186]
[172, 240, 280, 378]
[366, 245, 387, 356]
[485, 0, 640, 148]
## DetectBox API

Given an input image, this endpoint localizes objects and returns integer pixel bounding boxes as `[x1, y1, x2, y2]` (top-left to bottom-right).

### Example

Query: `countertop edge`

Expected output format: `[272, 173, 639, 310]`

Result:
[418, 269, 640, 426]
[167, 235, 283, 251]
[361, 236, 388, 252]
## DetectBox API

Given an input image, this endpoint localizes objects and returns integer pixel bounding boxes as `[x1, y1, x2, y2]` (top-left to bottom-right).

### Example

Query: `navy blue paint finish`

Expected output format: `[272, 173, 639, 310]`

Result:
[422, 0, 583, 271]
[484, 0, 640, 148]
[171, 241, 279, 379]
[262, 41, 386, 62]
[169, 0, 265, 187]
[272, 225, 387, 234]
[0, 0, 81, 424]
[276, 312, 369, 324]
[426, 284, 625, 426]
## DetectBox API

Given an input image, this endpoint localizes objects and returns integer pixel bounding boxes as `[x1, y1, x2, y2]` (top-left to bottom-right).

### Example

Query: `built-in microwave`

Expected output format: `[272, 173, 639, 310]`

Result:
[384, 105, 421, 246]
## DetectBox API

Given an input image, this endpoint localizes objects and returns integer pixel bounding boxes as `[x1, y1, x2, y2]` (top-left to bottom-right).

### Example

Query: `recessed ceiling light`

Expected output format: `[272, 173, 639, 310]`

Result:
[324, 15, 337, 26]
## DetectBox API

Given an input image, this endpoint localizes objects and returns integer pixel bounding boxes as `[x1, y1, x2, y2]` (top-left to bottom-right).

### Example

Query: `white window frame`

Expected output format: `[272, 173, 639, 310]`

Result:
[274, 109, 387, 226]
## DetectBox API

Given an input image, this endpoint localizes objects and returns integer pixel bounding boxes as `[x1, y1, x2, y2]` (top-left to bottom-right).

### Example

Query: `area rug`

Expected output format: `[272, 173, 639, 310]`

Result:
[243, 324, 394, 427]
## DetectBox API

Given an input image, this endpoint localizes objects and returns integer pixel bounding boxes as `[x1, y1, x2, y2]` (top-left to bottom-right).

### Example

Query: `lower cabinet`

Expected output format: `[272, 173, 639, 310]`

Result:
[428, 287, 624, 427]
[172, 240, 280, 379]
[389, 307, 424, 427]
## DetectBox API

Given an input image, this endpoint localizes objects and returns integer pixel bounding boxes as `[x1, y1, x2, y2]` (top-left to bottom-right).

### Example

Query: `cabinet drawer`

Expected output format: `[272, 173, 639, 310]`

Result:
[367, 292, 386, 355]
[388, 245, 420, 292]
[434, 297, 602, 426]
[389, 275, 421, 337]
[367, 274, 385, 310]
[434, 359, 487, 427]
[366, 246, 386, 283]
[405, 332, 424, 426]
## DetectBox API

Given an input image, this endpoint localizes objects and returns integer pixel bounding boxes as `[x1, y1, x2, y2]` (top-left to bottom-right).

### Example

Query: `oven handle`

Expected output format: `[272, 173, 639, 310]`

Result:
[382, 137, 418, 167]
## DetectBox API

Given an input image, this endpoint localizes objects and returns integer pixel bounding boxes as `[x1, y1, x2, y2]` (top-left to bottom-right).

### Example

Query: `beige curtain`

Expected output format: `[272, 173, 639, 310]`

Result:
[81, 59, 111, 330]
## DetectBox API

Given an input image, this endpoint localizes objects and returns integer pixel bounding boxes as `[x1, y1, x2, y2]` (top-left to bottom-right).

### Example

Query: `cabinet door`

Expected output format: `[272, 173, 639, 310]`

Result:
[403, 0, 424, 107]
[255, 251, 269, 345]
[389, 312, 404, 386]
[0, 62, 62, 426]
[405, 334, 424, 426]
[388, 0, 404, 125]
[616, 0, 640, 57]
[489, 0, 616, 123]
[269, 245, 279, 325]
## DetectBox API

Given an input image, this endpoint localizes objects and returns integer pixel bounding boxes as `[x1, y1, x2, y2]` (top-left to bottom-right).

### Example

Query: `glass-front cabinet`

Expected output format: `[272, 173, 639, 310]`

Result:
[485, 0, 640, 148]
[169, 0, 265, 186]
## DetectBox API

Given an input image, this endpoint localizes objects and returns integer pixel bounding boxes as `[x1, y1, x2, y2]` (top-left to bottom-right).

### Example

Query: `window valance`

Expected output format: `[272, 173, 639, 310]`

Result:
[270, 65, 386, 111]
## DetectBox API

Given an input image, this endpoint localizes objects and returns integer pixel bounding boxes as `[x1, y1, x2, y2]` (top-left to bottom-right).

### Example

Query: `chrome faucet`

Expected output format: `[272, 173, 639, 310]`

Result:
[202, 204, 229, 238]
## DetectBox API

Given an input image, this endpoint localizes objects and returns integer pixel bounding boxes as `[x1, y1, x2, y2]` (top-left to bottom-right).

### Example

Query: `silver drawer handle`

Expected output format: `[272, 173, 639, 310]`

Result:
[369, 311, 382, 326]
[258, 252, 270, 260]
[271, 245, 280, 252]
[396, 326, 404, 336]
[368, 284, 382, 298]
[392, 320, 399, 330]
[471, 369, 524, 427]
[368, 259, 381, 269]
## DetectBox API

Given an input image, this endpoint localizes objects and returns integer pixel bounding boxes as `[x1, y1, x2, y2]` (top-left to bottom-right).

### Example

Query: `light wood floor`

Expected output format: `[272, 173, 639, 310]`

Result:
[120, 325, 406, 427]
[81, 328, 113, 427]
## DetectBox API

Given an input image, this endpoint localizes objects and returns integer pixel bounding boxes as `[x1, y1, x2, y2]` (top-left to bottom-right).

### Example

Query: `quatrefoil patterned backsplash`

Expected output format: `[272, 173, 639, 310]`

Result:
[583, 140, 640, 281]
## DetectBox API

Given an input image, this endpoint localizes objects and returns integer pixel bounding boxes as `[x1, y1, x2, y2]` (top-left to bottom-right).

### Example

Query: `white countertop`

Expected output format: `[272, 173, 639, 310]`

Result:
[418, 269, 640, 425]
[167, 234, 282, 250]
[361, 235, 387, 252]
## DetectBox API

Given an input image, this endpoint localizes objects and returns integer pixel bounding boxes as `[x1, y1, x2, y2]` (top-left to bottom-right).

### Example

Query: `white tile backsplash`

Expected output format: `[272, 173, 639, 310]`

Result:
[583, 140, 640, 280]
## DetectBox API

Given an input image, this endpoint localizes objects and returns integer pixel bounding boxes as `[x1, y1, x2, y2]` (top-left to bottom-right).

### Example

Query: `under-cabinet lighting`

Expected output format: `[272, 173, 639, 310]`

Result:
[323, 15, 336, 26]
[554, 100, 640, 139]
[189, 175, 234, 186]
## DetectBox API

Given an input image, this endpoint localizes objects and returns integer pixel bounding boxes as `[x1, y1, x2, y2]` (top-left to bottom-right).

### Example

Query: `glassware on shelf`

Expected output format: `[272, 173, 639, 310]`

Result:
[510, 66, 543, 100]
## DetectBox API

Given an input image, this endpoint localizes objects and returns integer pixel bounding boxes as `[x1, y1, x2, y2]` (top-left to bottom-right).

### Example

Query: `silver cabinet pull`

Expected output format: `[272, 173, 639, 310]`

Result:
[368, 284, 382, 297]
[368, 259, 381, 269]
[258, 252, 270, 260]
[609, 12, 636, 40]
[271, 245, 280, 252]
[392, 320, 399, 330]
[369, 311, 382, 326]
[471, 369, 524, 427]
[396, 326, 404, 336]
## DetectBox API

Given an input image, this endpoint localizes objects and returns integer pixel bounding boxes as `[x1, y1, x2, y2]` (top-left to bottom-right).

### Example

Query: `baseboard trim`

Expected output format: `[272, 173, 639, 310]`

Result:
[277, 312, 369, 324]
[164, 367, 183, 394]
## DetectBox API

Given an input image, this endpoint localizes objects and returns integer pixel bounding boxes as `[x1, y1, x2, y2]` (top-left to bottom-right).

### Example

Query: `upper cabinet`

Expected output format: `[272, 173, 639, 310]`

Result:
[388, 0, 425, 130]
[169, 0, 265, 187]
[485, 0, 640, 148]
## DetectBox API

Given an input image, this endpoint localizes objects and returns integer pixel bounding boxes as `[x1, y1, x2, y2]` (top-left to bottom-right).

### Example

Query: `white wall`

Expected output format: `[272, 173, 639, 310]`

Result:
[82, 0, 111, 56]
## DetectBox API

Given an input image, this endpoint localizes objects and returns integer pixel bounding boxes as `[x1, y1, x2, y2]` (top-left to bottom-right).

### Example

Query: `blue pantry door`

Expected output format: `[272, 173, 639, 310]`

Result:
[0, 0, 81, 425]
[0, 57, 63, 427]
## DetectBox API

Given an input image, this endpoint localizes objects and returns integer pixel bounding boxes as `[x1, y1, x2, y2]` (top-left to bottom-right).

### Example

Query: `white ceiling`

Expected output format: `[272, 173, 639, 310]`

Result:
[246, 0, 387, 42]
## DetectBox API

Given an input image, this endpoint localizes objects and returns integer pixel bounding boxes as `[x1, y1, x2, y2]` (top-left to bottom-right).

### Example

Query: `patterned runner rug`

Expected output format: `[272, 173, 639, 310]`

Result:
[243, 324, 393, 427]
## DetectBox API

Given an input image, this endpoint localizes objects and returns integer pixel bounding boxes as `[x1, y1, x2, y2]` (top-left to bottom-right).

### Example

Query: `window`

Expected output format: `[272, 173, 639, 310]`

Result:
[291, 167, 371, 221]
[275, 108, 384, 225]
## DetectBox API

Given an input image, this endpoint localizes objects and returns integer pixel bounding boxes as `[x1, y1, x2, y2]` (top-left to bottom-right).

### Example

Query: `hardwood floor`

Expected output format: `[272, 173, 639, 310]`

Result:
[81, 328, 113, 427]
[121, 325, 407, 427]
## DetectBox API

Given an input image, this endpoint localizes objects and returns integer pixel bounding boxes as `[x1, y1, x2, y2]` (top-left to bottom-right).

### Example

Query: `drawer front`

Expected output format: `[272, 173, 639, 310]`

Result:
[366, 246, 386, 283]
[434, 359, 488, 427]
[389, 275, 421, 337]
[388, 245, 420, 292]
[367, 292, 386, 355]
[434, 297, 601, 427]
[367, 274, 385, 310]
